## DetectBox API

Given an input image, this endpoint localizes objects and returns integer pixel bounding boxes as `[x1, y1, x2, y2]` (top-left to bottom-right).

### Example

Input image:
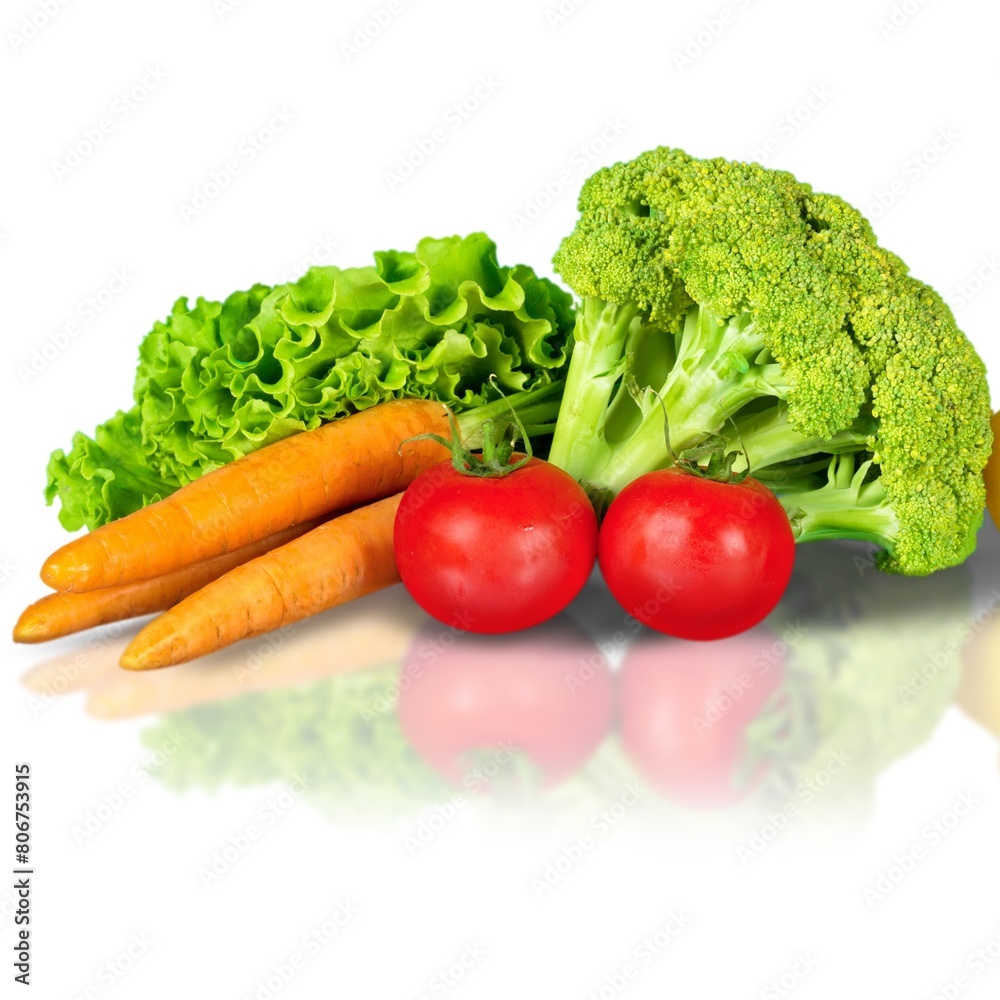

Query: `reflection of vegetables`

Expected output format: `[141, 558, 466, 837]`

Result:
[142, 664, 450, 817]
[598, 469, 794, 639]
[547, 147, 992, 575]
[956, 583, 1000, 741]
[120, 495, 404, 670]
[43, 398, 450, 593]
[618, 630, 786, 807]
[19, 588, 422, 717]
[46, 234, 573, 531]
[985, 411, 1000, 531]
[394, 442, 598, 634]
[15, 519, 323, 643]
[397, 621, 614, 788]
[748, 541, 973, 798]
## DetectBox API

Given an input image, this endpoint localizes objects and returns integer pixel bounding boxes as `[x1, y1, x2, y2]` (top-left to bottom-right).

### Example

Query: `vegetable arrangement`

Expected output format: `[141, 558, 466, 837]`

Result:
[15, 148, 995, 667]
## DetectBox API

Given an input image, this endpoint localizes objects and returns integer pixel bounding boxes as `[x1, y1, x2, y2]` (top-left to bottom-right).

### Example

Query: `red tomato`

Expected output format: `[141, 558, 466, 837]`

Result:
[619, 631, 787, 807]
[598, 469, 795, 640]
[397, 620, 615, 790]
[394, 457, 598, 633]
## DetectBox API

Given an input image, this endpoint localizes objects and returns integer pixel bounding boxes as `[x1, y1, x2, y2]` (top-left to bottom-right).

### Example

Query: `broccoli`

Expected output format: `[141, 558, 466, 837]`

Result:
[547, 147, 993, 575]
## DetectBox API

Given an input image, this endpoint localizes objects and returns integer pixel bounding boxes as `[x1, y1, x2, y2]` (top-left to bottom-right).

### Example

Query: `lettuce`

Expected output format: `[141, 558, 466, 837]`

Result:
[46, 234, 575, 530]
[142, 665, 452, 820]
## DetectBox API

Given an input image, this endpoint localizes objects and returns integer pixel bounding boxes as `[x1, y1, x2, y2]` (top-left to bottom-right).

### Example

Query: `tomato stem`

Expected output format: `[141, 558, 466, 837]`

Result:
[403, 378, 534, 479]
[645, 377, 750, 485]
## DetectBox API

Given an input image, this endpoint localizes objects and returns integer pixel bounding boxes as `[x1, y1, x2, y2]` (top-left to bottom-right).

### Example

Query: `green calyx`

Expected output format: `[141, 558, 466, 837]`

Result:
[411, 404, 533, 479]
[670, 433, 750, 485]
[634, 373, 750, 486]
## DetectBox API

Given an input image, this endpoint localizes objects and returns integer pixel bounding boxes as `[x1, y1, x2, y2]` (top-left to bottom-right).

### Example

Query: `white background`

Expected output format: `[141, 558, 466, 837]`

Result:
[3, 0, 1000, 997]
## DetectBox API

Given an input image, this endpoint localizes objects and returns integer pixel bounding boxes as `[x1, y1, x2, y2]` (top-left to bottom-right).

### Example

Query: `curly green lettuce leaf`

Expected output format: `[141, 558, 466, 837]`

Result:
[44, 409, 179, 532]
[48, 233, 574, 529]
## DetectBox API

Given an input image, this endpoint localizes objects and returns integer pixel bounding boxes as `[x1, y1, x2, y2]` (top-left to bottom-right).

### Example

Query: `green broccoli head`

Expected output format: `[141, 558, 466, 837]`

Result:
[549, 146, 992, 576]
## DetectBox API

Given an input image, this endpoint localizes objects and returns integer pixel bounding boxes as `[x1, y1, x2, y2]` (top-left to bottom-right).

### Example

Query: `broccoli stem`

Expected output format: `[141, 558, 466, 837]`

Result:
[547, 298, 900, 559]
[547, 299, 641, 476]
[551, 300, 791, 492]
[730, 404, 873, 474]
[659, 307, 782, 443]
[771, 453, 900, 552]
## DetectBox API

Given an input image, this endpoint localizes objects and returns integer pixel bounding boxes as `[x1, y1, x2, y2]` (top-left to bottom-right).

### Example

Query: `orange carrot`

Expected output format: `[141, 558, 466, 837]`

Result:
[42, 399, 450, 593]
[120, 494, 404, 670]
[15, 519, 324, 644]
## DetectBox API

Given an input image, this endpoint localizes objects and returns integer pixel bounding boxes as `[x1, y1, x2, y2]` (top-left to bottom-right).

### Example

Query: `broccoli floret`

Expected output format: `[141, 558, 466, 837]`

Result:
[548, 147, 992, 575]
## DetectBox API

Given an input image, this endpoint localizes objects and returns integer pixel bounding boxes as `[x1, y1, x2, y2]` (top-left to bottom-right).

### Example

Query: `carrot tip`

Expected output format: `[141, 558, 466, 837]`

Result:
[118, 649, 144, 671]
[40, 562, 67, 591]
[39, 560, 61, 590]
[119, 643, 169, 671]
[41, 551, 99, 591]
[12, 615, 43, 644]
